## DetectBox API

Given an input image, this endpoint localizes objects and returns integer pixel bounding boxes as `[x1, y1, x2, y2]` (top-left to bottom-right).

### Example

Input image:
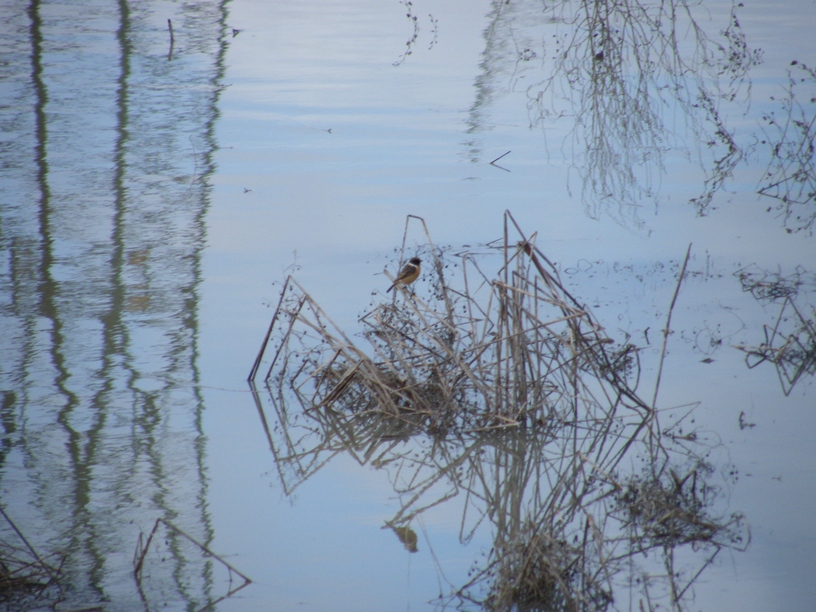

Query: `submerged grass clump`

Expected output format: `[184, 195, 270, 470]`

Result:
[483, 520, 613, 612]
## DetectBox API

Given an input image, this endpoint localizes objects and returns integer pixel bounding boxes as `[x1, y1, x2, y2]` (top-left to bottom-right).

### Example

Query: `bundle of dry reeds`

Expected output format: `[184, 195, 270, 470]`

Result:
[250, 212, 648, 435]
[250, 213, 750, 610]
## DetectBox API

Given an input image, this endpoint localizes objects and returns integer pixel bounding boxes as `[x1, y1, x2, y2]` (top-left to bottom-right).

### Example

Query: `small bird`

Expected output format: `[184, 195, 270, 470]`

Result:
[387, 257, 421, 293]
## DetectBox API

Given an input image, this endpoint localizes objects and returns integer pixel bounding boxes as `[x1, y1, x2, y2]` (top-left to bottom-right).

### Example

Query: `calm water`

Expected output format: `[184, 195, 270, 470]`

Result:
[1, 0, 815, 610]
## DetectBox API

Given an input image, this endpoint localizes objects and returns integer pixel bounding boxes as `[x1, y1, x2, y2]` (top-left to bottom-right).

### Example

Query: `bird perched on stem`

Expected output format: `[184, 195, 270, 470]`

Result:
[387, 257, 421, 293]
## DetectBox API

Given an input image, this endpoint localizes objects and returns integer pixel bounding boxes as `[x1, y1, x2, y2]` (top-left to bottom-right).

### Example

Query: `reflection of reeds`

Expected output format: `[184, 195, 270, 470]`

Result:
[484, 520, 612, 611]
[448, 451, 747, 611]
[758, 62, 816, 235]
[617, 465, 729, 548]
[523, 1, 760, 223]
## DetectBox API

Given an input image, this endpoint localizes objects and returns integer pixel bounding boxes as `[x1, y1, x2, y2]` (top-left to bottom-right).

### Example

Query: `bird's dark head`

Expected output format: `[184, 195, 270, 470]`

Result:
[409, 257, 421, 265]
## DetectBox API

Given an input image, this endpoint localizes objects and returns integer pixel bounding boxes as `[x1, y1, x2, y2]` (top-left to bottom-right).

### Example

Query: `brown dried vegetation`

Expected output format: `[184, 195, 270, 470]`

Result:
[250, 213, 749, 610]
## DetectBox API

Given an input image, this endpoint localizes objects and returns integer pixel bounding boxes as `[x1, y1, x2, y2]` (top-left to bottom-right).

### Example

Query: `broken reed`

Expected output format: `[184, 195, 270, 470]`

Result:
[251, 215, 649, 434]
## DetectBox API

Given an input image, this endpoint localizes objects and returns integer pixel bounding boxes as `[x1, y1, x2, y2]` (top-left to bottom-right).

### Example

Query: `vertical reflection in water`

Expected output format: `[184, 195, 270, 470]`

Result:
[465, 0, 760, 228]
[28, 0, 74, 415]
[29, 0, 89, 579]
[0, 0, 231, 608]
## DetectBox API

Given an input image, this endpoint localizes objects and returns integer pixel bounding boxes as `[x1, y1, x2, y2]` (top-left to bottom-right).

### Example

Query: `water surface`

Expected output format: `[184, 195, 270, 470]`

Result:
[1, 0, 815, 610]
